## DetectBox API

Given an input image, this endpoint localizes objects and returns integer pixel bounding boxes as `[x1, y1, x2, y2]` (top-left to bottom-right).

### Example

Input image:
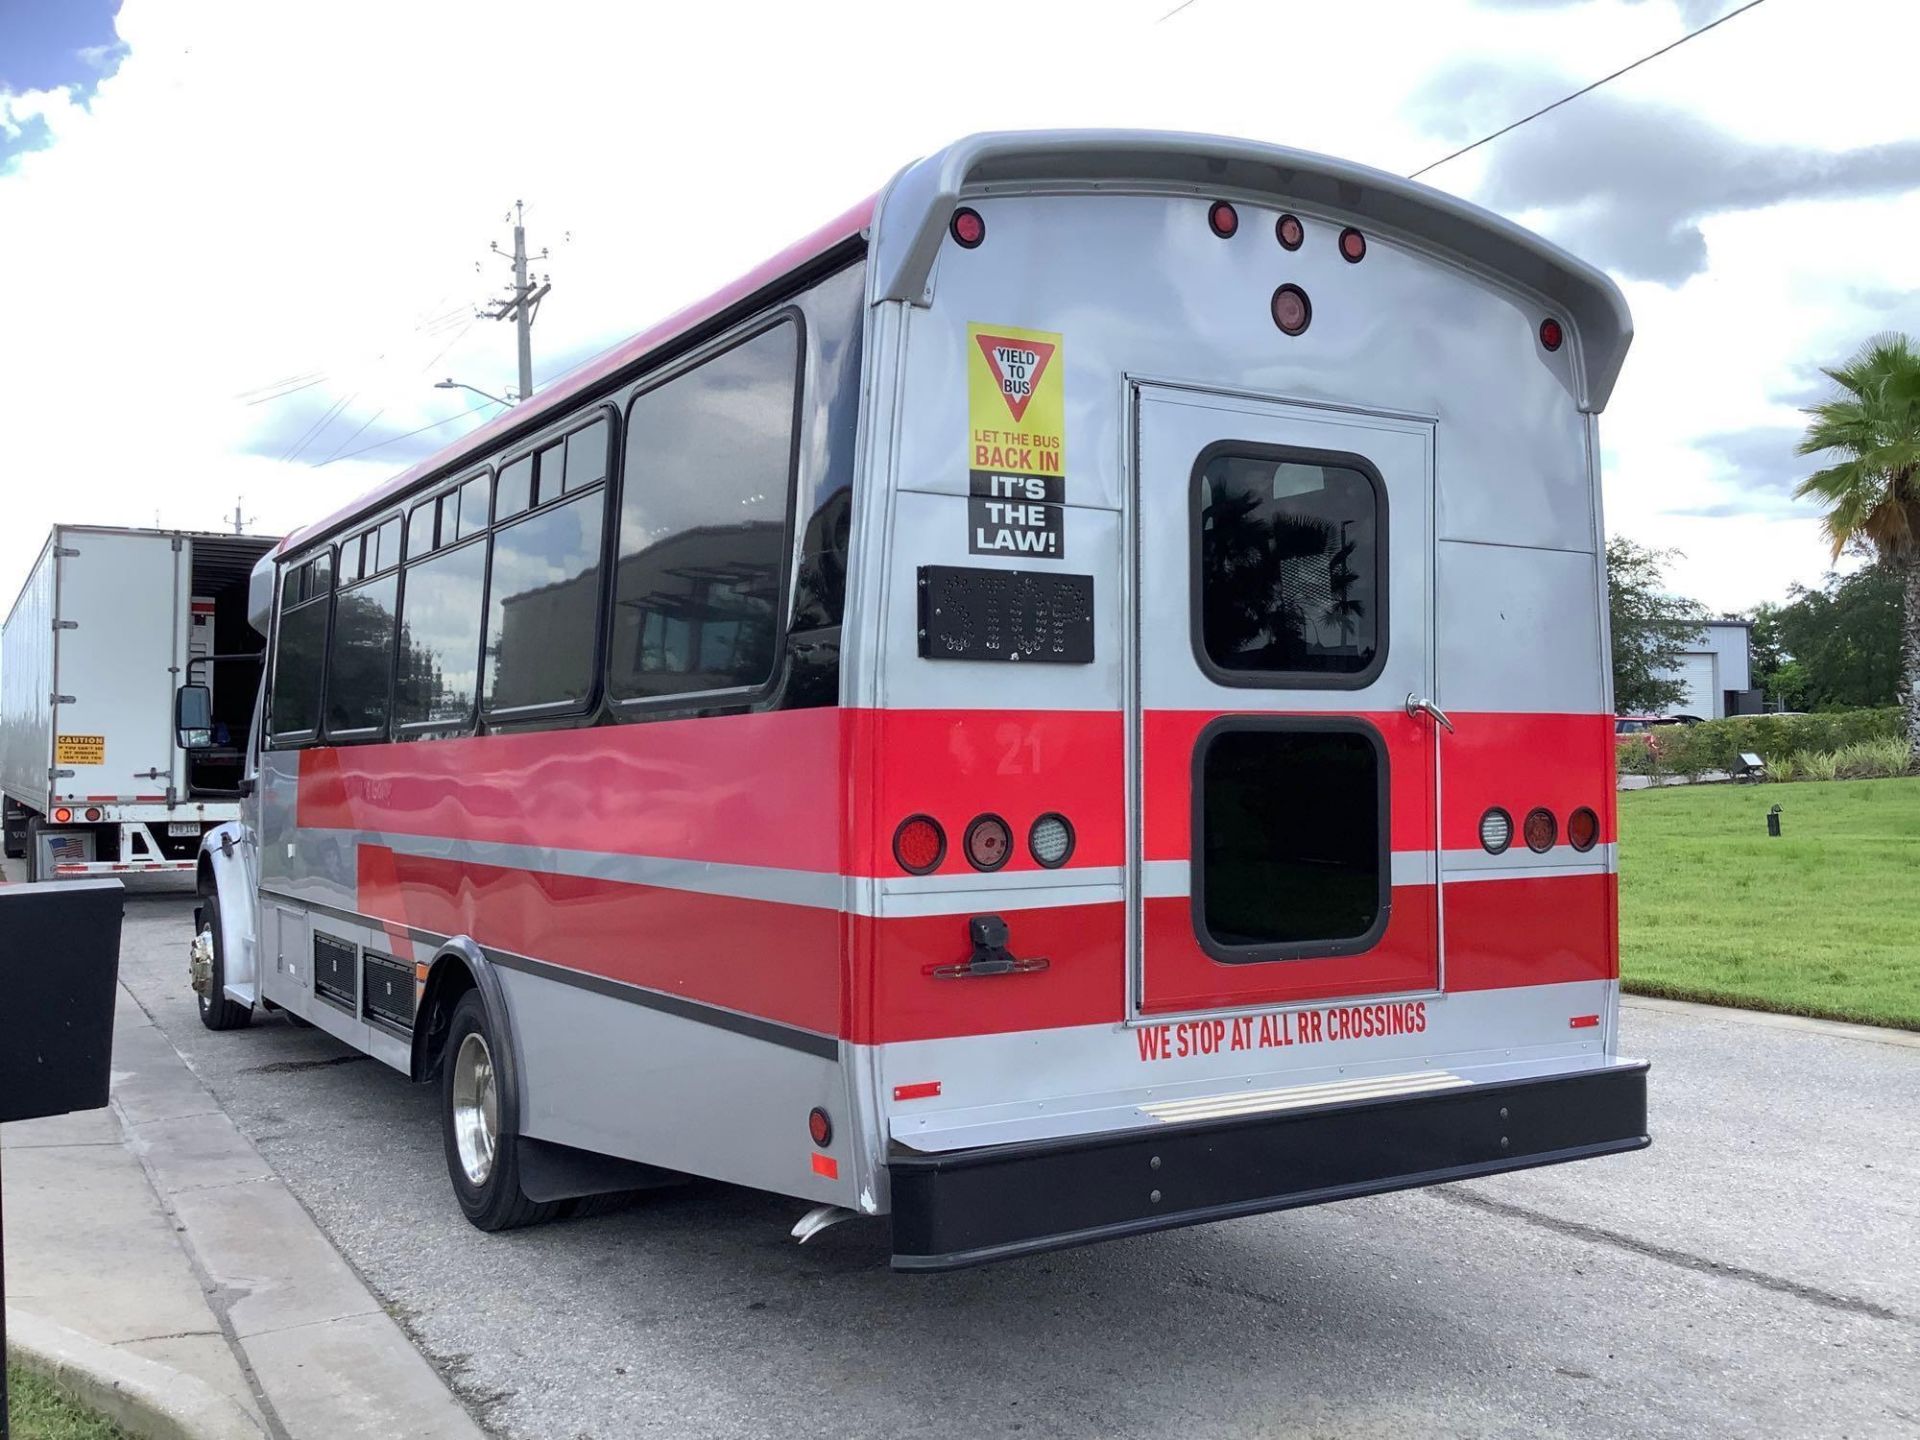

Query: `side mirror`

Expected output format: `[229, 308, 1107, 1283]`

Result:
[174, 684, 214, 750]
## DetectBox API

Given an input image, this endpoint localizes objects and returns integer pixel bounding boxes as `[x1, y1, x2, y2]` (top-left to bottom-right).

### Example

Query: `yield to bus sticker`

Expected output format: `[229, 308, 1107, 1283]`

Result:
[968, 323, 1065, 558]
[55, 734, 105, 766]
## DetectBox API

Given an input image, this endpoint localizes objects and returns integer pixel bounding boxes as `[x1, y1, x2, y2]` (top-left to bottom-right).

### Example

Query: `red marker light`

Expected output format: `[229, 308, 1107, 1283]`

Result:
[1568, 806, 1599, 852]
[53, 807, 73, 824]
[1271, 284, 1312, 336]
[893, 1081, 942, 1102]
[893, 815, 946, 874]
[1339, 227, 1367, 263]
[808, 1107, 833, 1147]
[1539, 317, 1564, 351]
[950, 207, 985, 249]
[1276, 213, 1304, 251]
[84, 806, 102, 822]
[1524, 807, 1558, 853]
[1208, 200, 1239, 238]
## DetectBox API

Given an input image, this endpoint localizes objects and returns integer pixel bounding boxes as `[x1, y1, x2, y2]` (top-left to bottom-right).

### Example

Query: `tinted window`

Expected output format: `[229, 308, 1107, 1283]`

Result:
[270, 596, 327, 741]
[609, 323, 798, 701]
[485, 492, 605, 714]
[408, 500, 436, 559]
[496, 456, 532, 519]
[564, 419, 608, 492]
[537, 441, 565, 503]
[1197, 724, 1387, 956]
[1196, 451, 1382, 680]
[396, 539, 486, 727]
[325, 574, 398, 736]
[457, 475, 489, 540]
[375, 518, 402, 572]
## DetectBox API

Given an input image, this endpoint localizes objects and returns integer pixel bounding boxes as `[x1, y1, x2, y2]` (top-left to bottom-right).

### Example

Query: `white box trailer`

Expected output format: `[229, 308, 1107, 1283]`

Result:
[1, 526, 277, 881]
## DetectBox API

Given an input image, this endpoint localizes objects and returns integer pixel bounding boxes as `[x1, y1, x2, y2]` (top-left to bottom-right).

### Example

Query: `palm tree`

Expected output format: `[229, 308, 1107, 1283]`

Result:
[1795, 333, 1920, 757]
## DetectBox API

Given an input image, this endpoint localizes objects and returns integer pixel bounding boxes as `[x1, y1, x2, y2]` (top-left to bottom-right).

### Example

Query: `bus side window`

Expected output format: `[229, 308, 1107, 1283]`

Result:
[395, 537, 487, 730]
[325, 571, 398, 739]
[608, 321, 800, 704]
[268, 554, 331, 745]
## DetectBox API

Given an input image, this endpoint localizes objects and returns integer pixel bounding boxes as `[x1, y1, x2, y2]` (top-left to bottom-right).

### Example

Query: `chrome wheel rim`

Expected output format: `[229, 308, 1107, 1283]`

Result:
[451, 1031, 499, 1187]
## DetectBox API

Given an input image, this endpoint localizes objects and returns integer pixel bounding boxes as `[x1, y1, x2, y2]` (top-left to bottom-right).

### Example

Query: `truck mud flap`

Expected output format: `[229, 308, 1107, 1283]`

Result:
[888, 1063, 1649, 1271]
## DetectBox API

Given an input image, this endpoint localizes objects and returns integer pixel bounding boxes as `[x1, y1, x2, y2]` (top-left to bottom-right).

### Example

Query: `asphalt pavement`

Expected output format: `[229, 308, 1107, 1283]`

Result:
[90, 882, 1920, 1438]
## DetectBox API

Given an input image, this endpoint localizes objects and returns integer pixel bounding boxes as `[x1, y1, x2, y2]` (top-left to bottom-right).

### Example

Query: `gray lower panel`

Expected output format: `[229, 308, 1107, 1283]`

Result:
[499, 966, 858, 1209]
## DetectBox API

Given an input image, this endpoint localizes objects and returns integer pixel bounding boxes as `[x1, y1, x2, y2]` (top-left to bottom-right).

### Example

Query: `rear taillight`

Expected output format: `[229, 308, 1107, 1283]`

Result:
[808, 1107, 832, 1147]
[1479, 807, 1513, 854]
[52, 806, 73, 824]
[1524, 807, 1558, 853]
[84, 806, 102, 822]
[1028, 813, 1075, 868]
[1568, 807, 1599, 852]
[1208, 200, 1239, 238]
[1338, 227, 1367, 263]
[893, 815, 946, 874]
[1275, 213, 1304, 250]
[1540, 317, 1564, 351]
[963, 814, 1012, 872]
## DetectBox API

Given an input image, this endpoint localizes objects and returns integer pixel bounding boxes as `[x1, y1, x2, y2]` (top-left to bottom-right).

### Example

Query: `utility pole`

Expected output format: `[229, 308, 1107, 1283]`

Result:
[480, 201, 552, 403]
[228, 497, 254, 535]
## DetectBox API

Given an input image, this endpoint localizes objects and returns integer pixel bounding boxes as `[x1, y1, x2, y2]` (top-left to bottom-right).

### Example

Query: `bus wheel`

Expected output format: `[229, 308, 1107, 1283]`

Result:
[440, 990, 556, 1231]
[195, 875, 252, 1032]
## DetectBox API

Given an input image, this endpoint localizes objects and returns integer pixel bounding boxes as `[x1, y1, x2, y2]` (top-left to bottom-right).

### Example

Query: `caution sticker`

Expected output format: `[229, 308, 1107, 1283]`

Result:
[56, 734, 105, 766]
[968, 323, 1065, 558]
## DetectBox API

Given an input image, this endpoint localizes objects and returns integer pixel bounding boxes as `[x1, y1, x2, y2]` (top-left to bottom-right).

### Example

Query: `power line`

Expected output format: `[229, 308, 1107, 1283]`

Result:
[1407, 0, 1769, 180]
[313, 401, 498, 469]
[1157, 0, 1201, 19]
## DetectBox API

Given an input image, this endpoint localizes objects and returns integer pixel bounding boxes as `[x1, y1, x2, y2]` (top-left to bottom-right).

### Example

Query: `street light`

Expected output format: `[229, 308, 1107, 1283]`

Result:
[435, 377, 515, 407]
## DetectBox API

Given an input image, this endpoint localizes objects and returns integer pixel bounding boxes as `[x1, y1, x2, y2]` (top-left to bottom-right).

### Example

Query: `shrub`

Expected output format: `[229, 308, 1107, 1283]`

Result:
[1833, 738, 1915, 779]
[1769, 754, 1801, 783]
[1799, 749, 1841, 782]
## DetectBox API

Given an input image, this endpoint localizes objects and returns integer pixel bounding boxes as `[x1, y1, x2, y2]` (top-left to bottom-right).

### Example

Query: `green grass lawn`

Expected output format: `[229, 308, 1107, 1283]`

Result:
[1618, 775, 1920, 1030]
[5, 1365, 128, 1440]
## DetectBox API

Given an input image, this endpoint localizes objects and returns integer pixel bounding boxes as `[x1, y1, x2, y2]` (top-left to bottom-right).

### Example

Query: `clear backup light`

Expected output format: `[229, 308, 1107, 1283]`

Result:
[1479, 807, 1513, 854]
[1029, 813, 1075, 868]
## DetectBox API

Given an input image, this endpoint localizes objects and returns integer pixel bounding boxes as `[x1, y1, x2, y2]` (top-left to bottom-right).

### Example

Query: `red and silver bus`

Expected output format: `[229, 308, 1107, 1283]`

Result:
[187, 131, 1647, 1269]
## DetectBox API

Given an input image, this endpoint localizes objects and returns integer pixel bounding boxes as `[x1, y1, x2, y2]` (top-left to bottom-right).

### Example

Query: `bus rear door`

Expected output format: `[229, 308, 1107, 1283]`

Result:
[1129, 385, 1443, 1016]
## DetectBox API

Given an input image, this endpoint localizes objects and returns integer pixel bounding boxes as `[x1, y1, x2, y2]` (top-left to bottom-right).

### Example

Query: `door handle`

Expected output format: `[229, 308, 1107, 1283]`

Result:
[1406, 694, 1456, 734]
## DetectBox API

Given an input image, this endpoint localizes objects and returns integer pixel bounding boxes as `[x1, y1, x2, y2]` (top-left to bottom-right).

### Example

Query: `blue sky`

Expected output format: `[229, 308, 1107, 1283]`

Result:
[0, 0, 125, 168]
[2, 0, 1917, 615]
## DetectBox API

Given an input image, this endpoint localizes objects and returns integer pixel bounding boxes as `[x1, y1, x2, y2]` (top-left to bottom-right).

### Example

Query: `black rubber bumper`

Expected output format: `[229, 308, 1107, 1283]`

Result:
[889, 1062, 1649, 1271]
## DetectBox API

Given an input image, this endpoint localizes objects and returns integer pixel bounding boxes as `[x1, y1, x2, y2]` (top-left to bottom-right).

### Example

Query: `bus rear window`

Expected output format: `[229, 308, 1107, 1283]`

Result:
[1194, 720, 1388, 959]
[1194, 448, 1384, 685]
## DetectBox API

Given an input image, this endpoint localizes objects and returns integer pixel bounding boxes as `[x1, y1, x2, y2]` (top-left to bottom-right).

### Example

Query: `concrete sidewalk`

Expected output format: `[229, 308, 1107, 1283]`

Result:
[4, 984, 487, 1439]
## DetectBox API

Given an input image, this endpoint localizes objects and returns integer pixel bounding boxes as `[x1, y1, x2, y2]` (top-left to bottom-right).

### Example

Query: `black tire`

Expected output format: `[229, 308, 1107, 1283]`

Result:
[440, 990, 557, 1232]
[196, 874, 253, 1031]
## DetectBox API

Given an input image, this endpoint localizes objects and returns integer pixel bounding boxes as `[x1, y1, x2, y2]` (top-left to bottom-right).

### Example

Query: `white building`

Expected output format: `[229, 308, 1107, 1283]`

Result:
[1657, 620, 1754, 719]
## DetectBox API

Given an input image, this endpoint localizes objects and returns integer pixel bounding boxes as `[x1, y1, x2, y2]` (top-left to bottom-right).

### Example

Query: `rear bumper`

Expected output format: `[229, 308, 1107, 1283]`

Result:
[888, 1061, 1649, 1271]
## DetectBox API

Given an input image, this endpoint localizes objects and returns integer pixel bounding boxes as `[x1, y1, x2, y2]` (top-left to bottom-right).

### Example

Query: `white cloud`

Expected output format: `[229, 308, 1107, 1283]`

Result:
[1, 0, 1916, 620]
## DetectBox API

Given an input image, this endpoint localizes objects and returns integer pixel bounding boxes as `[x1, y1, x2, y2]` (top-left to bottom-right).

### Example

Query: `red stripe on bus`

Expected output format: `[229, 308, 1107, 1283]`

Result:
[356, 846, 843, 1036]
[303, 709, 848, 874]
[1443, 871, 1618, 991]
[1138, 886, 1438, 1014]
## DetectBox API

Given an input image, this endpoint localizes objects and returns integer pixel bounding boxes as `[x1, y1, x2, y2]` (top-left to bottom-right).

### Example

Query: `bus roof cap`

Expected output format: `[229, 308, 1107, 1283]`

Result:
[872, 129, 1632, 414]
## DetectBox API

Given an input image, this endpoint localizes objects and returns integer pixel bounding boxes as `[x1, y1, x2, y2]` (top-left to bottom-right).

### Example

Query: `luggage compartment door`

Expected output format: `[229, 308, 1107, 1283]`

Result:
[1129, 385, 1441, 1015]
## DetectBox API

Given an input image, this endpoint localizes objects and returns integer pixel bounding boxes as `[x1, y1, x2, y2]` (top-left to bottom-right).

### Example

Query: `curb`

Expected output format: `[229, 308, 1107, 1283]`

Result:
[6, 1307, 267, 1440]
[1622, 993, 1920, 1049]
